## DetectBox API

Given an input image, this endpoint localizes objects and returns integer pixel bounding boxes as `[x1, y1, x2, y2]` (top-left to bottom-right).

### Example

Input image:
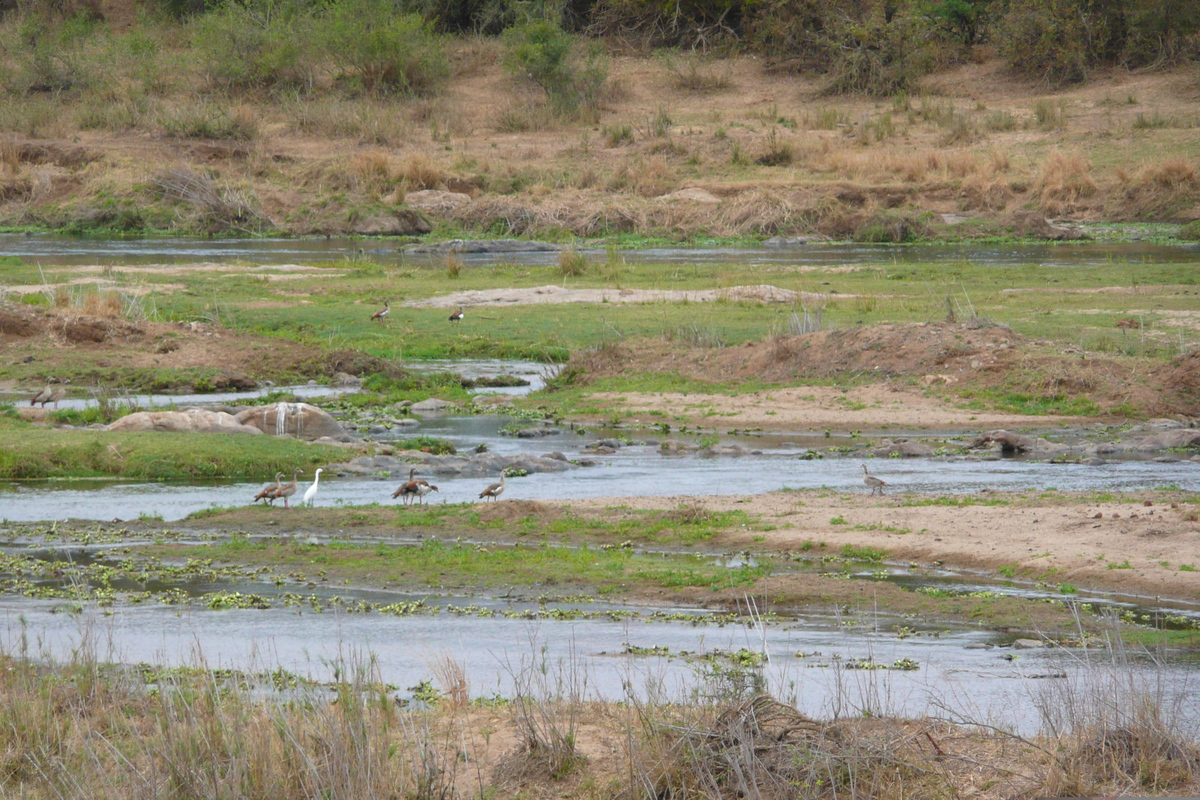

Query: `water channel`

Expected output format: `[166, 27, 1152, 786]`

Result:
[3, 235, 1199, 730]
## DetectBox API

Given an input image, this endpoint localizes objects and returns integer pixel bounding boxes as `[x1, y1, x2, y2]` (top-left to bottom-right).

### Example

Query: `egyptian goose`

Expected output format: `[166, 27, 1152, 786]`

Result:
[30, 385, 52, 407]
[254, 472, 284, 505]
[449, 306, 464, 323]
[861, 463, 888, 496]
[414, 482, 439, 504]
[478, 474, 505, 502]
[392, 468, 428, 505]
[370, 300, 390, 322]
[302, 468, 323, 507]
[47, 386, 67, 408]
[274, 468, 304, 509]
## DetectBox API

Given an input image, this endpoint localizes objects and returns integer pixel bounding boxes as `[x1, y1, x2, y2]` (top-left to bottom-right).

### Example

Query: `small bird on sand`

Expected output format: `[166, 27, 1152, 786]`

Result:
[861, 463, 888, 496]
[303, 468, 323, 507]
[370, 300, 390, 322]
[478, 474, 506, 502]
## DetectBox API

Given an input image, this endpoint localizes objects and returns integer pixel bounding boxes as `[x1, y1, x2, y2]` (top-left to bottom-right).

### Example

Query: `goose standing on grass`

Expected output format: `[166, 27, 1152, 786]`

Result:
[478, 474, 505, 502]
[254, 472, 285, 505]
[274, 468, 304, 509]
[370, 300, 390, 322]
[303, 468, 323, 507]
[30, 385, 52, 407]
[861, 463, 888, 496]
[449, 305, 464, 324]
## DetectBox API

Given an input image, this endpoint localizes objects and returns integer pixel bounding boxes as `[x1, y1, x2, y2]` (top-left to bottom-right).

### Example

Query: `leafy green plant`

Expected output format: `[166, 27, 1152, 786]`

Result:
[321, 0, 448, 95]
[190, 0, 319, 91]
[502, 20, 607, 118]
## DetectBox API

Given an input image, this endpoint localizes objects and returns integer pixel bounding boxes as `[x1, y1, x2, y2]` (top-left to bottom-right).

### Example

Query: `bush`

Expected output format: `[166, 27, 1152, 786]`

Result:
[820, 7, 943, 96]
[322, 0, 449, 95]
[502, 19, 607, 117]
[999, 0, 1088, 87]
[1, 10, 100, 94]
[190, 0, 319, 91]
[587, 0, 744, 47]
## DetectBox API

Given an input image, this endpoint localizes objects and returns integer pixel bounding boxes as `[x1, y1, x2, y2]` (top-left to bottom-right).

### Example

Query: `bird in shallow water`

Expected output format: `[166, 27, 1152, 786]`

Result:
[478, 474, 506, 502]
[392, 468, 432, 506]
[861, 463, 888, 496]
[254, 472, 284, 505]
[303, 468, 323, 507]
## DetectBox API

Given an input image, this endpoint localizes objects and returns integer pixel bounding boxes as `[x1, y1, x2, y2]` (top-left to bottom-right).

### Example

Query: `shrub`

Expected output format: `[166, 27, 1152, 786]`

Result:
[321, 0, 449, 95]
[819, 6, 943, 96]
[999, 0, 1088, 87]
[1, 10, 100, 94]
[190, 0, 319, 91]
[502, 19, 607, 118]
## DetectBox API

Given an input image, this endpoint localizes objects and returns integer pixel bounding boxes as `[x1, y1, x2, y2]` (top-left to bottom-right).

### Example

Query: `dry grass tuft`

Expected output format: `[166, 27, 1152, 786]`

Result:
[1115, 158, 1200, 220]
[153, 166, 270, 233]
[1033, 150, 1097, 215]
[398, 152, 445, 190]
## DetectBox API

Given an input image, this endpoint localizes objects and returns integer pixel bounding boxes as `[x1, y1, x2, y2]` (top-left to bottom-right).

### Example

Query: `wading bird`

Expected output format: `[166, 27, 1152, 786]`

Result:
[370, 300, 390, 322]
[449, 305, 464, 324]
[414, 482, 439, 505]
[303, 468, 323, 507]
[861, 463, 888, 496]
[254, 472, 284, 505]
[478, 474, 505, 502]
[29, 385, 52, 407]
[392, 468, 430, 506]
[47, 386, 67, 408]
[274, 468, 304, 509]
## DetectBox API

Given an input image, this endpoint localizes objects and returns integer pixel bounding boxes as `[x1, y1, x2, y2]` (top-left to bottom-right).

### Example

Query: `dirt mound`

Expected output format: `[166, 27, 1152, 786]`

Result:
[567, 322, 1198, 417]
[573, 322, 1021, 384]
[474, 500, 558, 525]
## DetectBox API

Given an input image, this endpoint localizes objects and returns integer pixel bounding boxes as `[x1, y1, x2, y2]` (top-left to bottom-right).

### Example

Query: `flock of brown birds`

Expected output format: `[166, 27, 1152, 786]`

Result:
[253, 466, 507, 509]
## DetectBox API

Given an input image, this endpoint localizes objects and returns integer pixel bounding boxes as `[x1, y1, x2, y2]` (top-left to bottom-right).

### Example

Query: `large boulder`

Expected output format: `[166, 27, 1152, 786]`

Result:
[332, 451, 578, 478]
[1136, 429, 1200, 452]
[411, 398, 460, 413]
[870, 440, 936, 458]
[108, 409, 262, 435]
[235, 402, 352, 442]
[971, 430, 1037, 454]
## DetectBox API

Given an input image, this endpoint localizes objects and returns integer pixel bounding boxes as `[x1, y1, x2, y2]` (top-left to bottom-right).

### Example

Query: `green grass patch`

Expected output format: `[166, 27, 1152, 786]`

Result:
[0, 430, 347, 481]
[839, 544, 886, 562]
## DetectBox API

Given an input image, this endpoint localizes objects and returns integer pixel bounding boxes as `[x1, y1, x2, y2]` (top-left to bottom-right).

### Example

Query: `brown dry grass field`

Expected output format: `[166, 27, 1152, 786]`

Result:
[3, 28, 1200, 238]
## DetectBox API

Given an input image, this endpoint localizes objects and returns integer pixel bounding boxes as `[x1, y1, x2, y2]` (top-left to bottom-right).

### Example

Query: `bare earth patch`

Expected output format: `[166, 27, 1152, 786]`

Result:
[563, 491, 1200, 603]
[589, 384, 1076, 429]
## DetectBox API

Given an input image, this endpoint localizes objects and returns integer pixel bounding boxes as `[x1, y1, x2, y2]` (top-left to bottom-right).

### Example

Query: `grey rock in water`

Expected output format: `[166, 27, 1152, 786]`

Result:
[333, 451, 579, 478]
[235, 402, 353, 442]
[1011, 639, 1047, 650]
[870, 440, 936, 458]
[410, 398, 460, 413]
[762, 235, 828, 246]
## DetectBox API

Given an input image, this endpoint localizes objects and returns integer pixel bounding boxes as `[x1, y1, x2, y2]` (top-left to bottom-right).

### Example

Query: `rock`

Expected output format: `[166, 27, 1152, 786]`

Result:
[394, 418, 420, 428]
[404, 238, 562, 255]
[701, 444, 749, 456]
[870, 440, 936, 458]
[972, 430, 1037, 454]
[331, 451, 578, 478]
[108, 409, 262, 435]
[1011, 639, 1046, 650]
[1136, 429, 1200, 451]
[368, 426, 388, 435]
[586, 438, 625, 449]
[656, 187, 720, 204]
[1008, 210, 1086, 241]
[660, 440, 696, 453]
[920, 374, 955, 386]
[583, 446, 617, 455]
[411, 398, 460, 413]
[516, 427, 560, 438]
[235, 402, 352, 441]
[393, 400, 413, 409]
[543, 451, 567, 461]
[353, 210, 432, 236]
[333, 371, 362, 388]
[404, 190, 472, 214]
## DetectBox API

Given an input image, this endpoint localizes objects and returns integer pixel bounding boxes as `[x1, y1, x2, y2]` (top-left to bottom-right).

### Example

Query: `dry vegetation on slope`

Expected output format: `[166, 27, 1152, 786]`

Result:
[1, 0, 1199, 240]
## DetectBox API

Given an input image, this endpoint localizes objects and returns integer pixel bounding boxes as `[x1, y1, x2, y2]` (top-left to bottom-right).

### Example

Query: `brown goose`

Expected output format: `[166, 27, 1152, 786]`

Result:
[30, 385, 52, 407]
[254, 472, 285, 505]
[861, 463, 888, 496]
[391, 468, 429, 506]
[274, 468, 304, 509]
[370, 300, 390, 322]
[449, 305, 464, 323]
[414, 482, 439, 505]
[478, 474, 505, 502]
[47, 386, 67, 409]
